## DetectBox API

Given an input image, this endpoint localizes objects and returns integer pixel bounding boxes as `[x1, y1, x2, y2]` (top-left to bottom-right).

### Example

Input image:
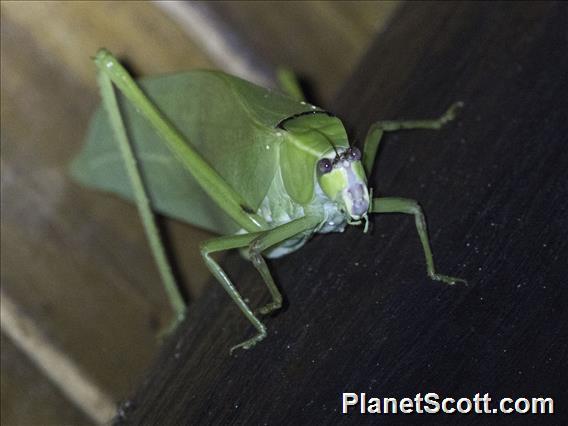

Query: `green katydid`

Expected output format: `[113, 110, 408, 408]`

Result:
[72, 49, 466, 353]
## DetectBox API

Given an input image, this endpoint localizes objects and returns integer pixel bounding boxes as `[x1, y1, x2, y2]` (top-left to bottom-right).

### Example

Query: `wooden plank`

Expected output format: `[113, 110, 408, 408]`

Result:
[1, 1, 214, 89]
[115, 2, 567, 423]
[162, 1, 399, 106]
[1, 291, 115, 423]
[0, 0, 217, 413]
[1, 334, 92, 426]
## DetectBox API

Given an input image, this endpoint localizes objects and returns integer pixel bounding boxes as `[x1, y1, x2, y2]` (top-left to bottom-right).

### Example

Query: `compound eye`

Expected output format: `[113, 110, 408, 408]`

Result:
[318, 158, 333, 174]
[346, 147, 361, 161]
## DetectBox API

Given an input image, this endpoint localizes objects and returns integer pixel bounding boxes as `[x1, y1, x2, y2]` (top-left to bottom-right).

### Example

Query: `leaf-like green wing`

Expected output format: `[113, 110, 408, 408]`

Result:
[71, 71, 316, 234]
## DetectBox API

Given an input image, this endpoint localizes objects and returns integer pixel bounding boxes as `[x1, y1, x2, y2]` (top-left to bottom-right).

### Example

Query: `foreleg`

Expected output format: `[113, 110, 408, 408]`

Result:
[362, 102, 463, 175]
[200, 215, 322, 353]
[370, 197, 466, 285]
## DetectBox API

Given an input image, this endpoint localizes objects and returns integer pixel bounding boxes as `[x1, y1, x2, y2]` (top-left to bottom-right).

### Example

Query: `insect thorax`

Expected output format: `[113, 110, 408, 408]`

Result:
[253, 167, 347, 259]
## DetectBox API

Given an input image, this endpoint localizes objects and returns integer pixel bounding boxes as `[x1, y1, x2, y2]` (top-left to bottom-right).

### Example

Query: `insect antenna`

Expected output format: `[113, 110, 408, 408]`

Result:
[329, 141, 340, 163]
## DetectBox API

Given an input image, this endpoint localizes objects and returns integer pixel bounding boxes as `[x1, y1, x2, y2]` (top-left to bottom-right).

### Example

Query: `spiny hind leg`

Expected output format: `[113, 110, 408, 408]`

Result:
[362, 102, 463, 175]
[95, 60, 186, 336]
[370, 196, 466, 285]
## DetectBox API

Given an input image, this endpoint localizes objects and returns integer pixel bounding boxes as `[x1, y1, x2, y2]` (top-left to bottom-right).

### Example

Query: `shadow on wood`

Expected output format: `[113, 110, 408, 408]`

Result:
[116, 2, 567, 424]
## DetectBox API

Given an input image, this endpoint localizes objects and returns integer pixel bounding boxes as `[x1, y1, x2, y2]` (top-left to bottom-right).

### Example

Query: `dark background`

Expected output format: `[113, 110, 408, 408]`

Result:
[118, 2, 567, 425]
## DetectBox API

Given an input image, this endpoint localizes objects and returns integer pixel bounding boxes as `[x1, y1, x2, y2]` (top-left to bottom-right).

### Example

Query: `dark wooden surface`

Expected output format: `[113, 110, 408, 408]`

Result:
[116, 2, 567, 424]
[202, 1, 398, 106]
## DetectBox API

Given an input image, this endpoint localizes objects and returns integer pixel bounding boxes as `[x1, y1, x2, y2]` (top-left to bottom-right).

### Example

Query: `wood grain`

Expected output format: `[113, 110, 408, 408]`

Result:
[202, 1, 398, 106]
[0, 1, 217, 417]
[1, 335, 91, 426]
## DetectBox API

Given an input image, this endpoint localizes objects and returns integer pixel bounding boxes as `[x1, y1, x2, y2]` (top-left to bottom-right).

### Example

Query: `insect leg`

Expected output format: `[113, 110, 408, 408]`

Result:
[248, 215, 323, 316]
[362, 102, 463, 175]
[200, 215, 323, 353]
[370, 197, 466, 285]
[97, 68, 186, 332]
[94, 49, 266, 233]
[201, 233, 266, 354]
[250, 252, 282, 316]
